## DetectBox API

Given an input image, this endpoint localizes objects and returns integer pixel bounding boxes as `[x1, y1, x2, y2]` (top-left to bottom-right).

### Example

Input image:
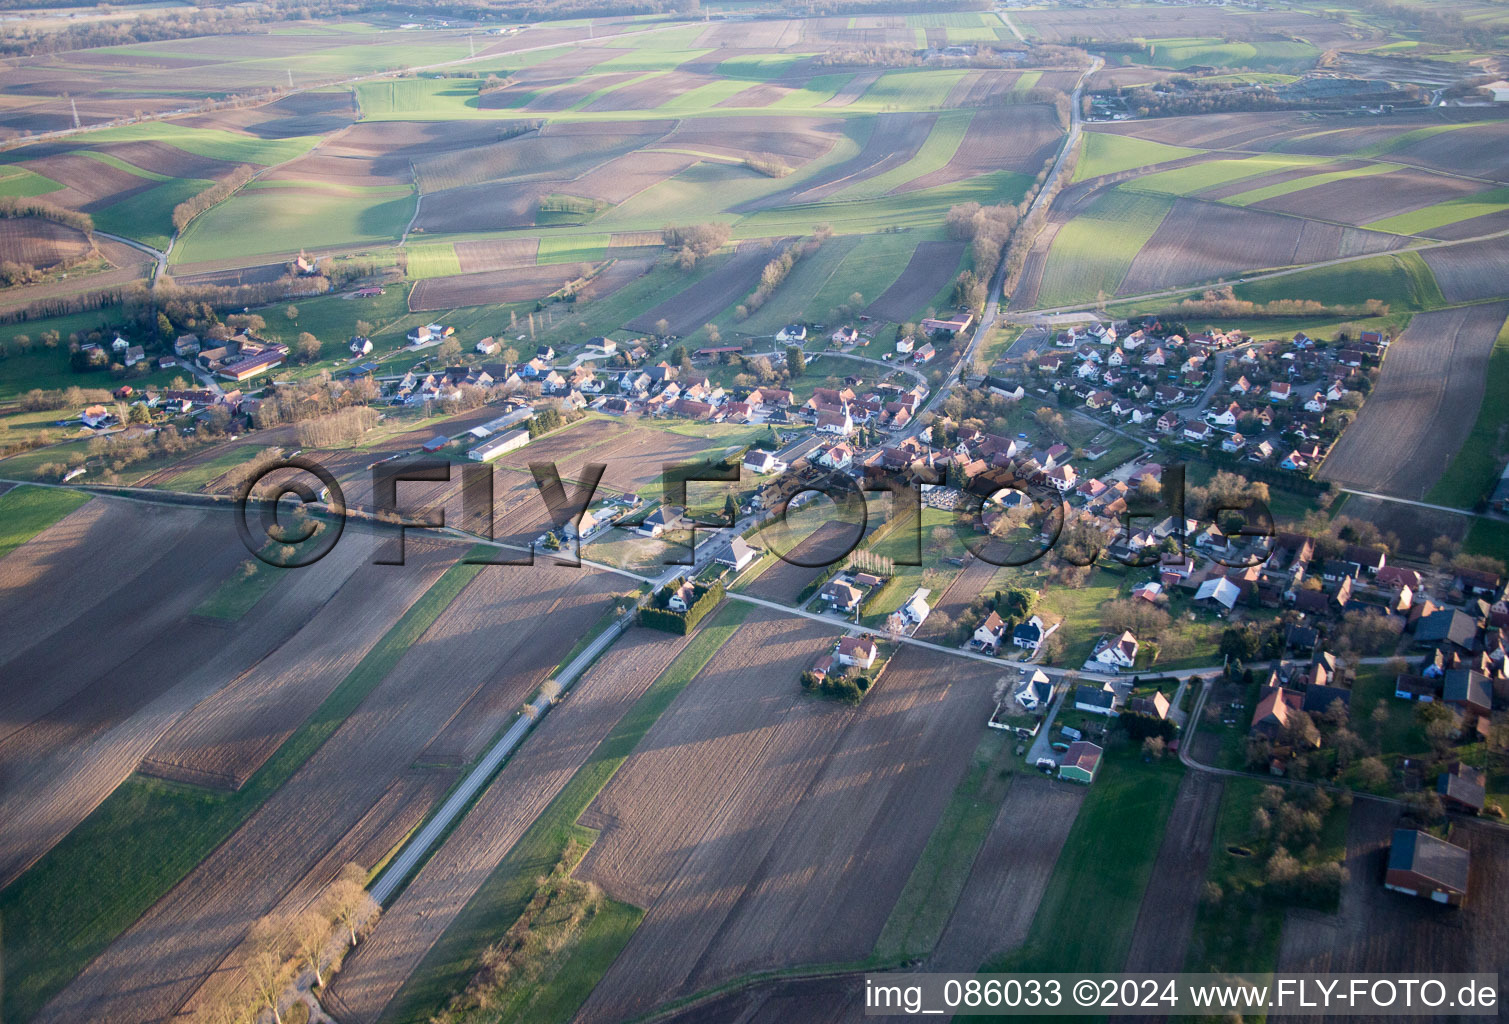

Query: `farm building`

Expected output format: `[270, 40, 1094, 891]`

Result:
[217, 349, 286, 382]
[1437, 763, 1487, 815]
[1058, 741, 1102, 784]
[468, 428, 530, 462]
[1385, 829, 1469, 906]
[421, 435, 449, 453]
[921, 313, 973, 336]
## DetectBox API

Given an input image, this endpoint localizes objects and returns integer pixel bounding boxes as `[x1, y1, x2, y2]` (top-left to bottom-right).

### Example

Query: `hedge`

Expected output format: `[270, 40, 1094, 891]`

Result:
[639, 581, 725, 635]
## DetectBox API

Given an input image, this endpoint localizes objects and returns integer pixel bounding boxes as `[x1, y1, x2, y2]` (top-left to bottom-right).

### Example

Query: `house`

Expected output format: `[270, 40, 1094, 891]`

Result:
[972, 611, 1008, 652]
[638, 506, 676, 538]
[124, 345, 144, 367]
[899, 588, 930, 626]
[1248, 439, 1275, 462]
[1304, 392, 1328, 413]
[1251, 683, 1306, 742]
[1437, 763, 1487, 815]
[1415, 609, 1479, 653]
[111, 335, 129, 353]
[1074, 684, 1119, 716]
[1221, 432, 1246, 453]
[1013, 615, 1044, 650]
[895, 335, 915, 355]
[1009, 669, 1053, 712]
[1208, 402, 1241, 427]
[1086, 633, 1134, 672]
[473, 337, 498, 356]
[1443, 669, 1493, 718]
[913, 342, 936, 365]
[776, 324, 808, 343]
[350, 336, 374, 356]
[1125, 690, 1170, 720]
[1045, 464, 1077, 492]
[1157, 410, 1183, 434]
[1268, 381, 1292, 402]
[830, 325, 858, 345]
[819, 580, 863, 613]
[743, 450, 786, 475]
[717, 536, 758, 572]
[1182, 421, 1213, 443]
[817, 443, 854, 470]
[1058, 741, 1103, 784]
[667, 581, 697, 613]
[837, 635, 877, 669]
[1385, 829, 1469, 905]
[1195, 576, 1241, 611]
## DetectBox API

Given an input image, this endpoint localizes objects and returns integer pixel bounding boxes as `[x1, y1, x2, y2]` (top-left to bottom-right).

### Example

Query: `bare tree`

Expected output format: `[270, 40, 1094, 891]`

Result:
[327, 862, 378, 947]
[290, 908, 329, 987]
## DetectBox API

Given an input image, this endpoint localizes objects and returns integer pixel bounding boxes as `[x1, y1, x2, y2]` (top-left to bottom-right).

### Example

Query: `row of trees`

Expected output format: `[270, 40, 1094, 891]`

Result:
[736, 229, 830, 318]
[193, 862, 377, 1024]
[1161, 286, 1391, 321]
[0, 196, 94, 235]
[172, 165, 257, 233]
[294, 405, 381, 448]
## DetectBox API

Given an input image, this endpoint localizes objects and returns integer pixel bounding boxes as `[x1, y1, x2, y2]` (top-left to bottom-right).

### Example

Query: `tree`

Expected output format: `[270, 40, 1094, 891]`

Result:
[294, 332, 320, 364]
[326, 863, 377, 947]
[704, 323, 721, 345]
[785, 344, 805, 377]
[353, 319, 373, 338]
[289, 908, 329, 987]
[246, 917, 291, 1024]
[1355, 756, 1388, 789]
[723, 492, 738, 525]
[654, 317, 670, 337]
[1142, 736, 1166, 760]
[931, 420, 948, 447]
[438, 337, 462, 362]
[284, 304, 299, 322]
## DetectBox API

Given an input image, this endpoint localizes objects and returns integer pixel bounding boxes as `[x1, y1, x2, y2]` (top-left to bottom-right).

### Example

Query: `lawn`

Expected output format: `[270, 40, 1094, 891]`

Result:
[833, 109, 974, 200]
[988, 750, 1183, 973]
[0, 484, 89, 559]
[1220, 161, 1400, 207]
[1426, 312, 1509, 507]
[406, 241, 463, 279]
[874, 728, 1017, 962]
[1364, 185, 1509, 236]
[355, 76, 481, 117]
[91, 176, 213, 250]
[1071, 132, 1202, 183]
[383, 601, 752, 1024]
[1034, 188, 1174, 307]
[1464, 517, 1509, 559]
[173, 185, 416, 263]
[0, 556, 484, 1024]
[1233, 251, 1444, 311]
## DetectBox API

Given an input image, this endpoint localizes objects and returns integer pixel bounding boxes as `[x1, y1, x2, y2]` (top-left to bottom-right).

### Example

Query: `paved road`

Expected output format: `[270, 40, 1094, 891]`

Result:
[369, 601, 634, 903]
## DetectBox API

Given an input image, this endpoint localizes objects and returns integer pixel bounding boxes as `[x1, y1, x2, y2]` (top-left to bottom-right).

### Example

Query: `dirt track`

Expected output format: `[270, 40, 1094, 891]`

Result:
[573, 624, 995, 1024]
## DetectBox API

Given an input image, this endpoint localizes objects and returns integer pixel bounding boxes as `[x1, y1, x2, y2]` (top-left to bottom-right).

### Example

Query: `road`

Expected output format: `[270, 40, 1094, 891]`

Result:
[369, 599, 634, 903]
[916, 56, 1101, 425]
[96, 230, 168, 281]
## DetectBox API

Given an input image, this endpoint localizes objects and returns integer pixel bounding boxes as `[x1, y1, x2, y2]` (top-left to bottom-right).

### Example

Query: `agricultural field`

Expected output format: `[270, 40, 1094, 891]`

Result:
[1317, 302, 1509, 501]
[4, 4, 1509, 1024]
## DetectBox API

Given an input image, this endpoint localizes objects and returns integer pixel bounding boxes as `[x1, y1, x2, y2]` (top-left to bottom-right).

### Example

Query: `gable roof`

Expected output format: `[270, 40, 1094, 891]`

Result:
[1388, 829, 1469, 893]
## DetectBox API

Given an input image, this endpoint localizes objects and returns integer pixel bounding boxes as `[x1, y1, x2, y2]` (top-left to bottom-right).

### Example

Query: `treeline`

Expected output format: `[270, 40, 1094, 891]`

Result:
[172, 165, 256, 233]
[252, 376, 382, 428]
[0, 285, 124, 326]
[736, 229, 830, 319]
[662, 222, 731, 270]
[1354, 0, 1500, 49]
[0, 197, 93, 236]
[782, 0, 990, 14]
[1160, 287, 1390, 320]
[816, 45, 921, 68]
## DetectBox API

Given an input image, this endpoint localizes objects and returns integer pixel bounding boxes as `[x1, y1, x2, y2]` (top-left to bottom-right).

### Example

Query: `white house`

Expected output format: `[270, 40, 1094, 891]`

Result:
[743, 450, 786, 474]
[667, 581, 696, 612]
[1089, 630, 1138, 671]
[1194, 576, 1241, 611]
[895, 335, 915, 355]
[1014, 668, 1055, 711]
[638, 506, 675, 538]
[717, 536, 757, 572]
[973, 611, 1007, 652]
[817, 443, 853, 470]
[899, 588, 931, 627]
[776, 324, 807, 343]
[1013, 615, 1045, 650]
[350, 336, 374, 356]
[836, 636, 877, 669]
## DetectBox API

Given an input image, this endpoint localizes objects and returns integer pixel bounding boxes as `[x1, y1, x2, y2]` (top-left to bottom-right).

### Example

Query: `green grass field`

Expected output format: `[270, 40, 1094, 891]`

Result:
[193, 556, 286, 620]
[1233, 251, 1444, 311]
[1427, 311, 1509, 507]
[1131, 36, 1319, 72]
[0, 485, 89, 560]
[875, 728, 1017, 961]
[736, 169, 1033, 238]
[1221, 161, 1400, 207]
[92, 176, 212, 250]
[1035, 188, 1174, 307]
[173, 185, 415, 262]
[849, 68, 970, 111]
[356, 76, 480, 117]
[156, 443, 263, 492]
[0, 555, 484, 1023]
[1364, 185, 1509, 236]
[988, 750, 1183, 973]
[835, 109, 974, 200]
[406, 241, 463, 279]
[81, 122, 321, 166]
[383, 602, 752, 1024]
[1072, 132, 1202, 183]
[0, 164, 63, 198]
[1124, 152, 1331, 198]
[537, 232, 611, 265]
